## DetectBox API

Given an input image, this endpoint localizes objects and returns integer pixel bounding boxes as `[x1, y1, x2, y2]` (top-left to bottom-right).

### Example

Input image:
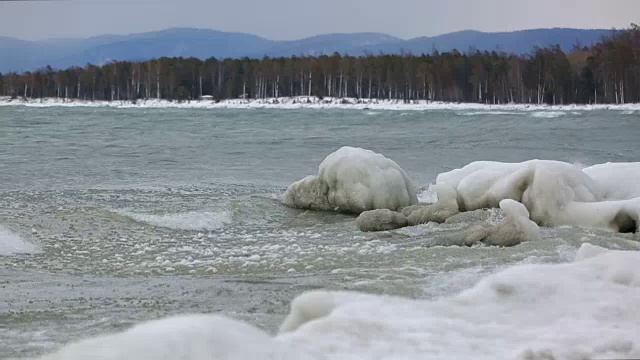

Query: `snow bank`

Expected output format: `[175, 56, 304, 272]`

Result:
[436, 160, 640, 232]
[278, 244, 640, 359]
[282, 147, 418, 214]
[36, 314, 305, 360]
[2, 96, 640, 112]
[33, 244, 640, 360]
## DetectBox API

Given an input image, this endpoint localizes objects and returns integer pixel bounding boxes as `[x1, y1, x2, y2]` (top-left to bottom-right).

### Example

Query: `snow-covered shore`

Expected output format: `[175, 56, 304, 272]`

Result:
[1, 96, 640, 112]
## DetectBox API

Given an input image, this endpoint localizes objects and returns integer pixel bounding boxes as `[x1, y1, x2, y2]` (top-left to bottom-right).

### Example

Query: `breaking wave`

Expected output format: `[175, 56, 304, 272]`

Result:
[0, 226, 37, 256]
[530, 111, 566, 118]
[116, 210, 232, 231]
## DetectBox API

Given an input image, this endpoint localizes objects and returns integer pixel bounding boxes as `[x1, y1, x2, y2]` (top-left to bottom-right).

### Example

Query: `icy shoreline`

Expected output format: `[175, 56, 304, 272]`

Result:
[1, 96, 640, 111]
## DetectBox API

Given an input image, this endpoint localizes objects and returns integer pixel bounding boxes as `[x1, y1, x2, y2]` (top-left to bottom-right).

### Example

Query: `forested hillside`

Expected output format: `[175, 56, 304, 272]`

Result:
[1, 25, 638, 104]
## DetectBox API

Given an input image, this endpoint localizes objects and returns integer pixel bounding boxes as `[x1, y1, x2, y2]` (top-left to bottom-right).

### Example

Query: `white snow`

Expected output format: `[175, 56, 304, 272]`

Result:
[278, 243, 640, 359]
[2, 96, 640, 112]
[282, 147, 418, 214]
[435, 160, 640, 232]
[0, 226, 37, 256]
[34, 244, 640, 360]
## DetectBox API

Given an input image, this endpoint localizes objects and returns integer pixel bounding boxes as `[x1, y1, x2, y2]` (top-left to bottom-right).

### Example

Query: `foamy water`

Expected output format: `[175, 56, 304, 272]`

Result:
[0, 226, 37, 256]
[1, 105, 639, 358]
[31, 244, 640, 360]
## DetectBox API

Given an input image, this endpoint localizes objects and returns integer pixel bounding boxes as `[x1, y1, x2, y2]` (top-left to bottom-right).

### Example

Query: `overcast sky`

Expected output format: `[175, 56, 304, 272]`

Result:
[1, 0, 638, 41]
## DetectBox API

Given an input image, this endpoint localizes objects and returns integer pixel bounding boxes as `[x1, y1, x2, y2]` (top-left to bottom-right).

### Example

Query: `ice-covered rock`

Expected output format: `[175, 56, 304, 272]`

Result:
[281, 175, 332, 212]
[406, 204, 457, 225]
[400, 205, 423, 217]
[481, 199, 541, 246]
[444, 209, 492, 224]
[282, 147, 418, 214]
[436, 160, 640, 233]
[356, 209, 407, 232]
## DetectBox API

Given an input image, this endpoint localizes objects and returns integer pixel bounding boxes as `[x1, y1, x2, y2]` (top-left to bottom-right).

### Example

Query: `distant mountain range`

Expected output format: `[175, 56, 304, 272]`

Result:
[0, 27, 616, 73]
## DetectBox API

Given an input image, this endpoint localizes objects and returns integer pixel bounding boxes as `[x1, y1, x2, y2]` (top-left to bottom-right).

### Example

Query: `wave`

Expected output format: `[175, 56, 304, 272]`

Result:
[416, 187, 437, 204]
[530, 111, 566, 118]
[0, 226, 37, 256]
[457, 111, 520, 116]
[36, 244, 640, 360]
[116, 210, 232, 231]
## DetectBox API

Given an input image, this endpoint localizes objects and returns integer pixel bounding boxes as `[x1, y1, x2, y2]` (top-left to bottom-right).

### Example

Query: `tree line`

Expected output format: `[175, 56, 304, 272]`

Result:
[1, 25, 638, 104]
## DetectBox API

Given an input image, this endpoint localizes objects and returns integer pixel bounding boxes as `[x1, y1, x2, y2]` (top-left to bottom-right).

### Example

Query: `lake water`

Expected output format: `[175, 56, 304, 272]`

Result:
[1, 106, 639, 358]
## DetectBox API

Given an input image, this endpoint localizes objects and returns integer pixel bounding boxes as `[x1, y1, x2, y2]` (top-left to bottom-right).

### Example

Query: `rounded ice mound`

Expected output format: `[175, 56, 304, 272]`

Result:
[36, 314, 303, 360]
[356, 209, 407, 232]
[583, 162, 640, 200]
[282, 147, 418, 214]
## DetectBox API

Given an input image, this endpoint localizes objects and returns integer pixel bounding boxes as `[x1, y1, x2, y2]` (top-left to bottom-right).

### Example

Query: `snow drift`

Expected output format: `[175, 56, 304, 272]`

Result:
[36, 314, 308, 360]
[436, 160, 640, 233]
[282, 147, 418, 214]
[33, 244, 640, 360]
[278, 243, 640, 359]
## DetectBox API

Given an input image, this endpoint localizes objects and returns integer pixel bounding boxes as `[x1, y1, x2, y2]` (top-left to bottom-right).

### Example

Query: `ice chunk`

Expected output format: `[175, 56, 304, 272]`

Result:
[282, 147, 418, 214]
[436, 160, 639, 232]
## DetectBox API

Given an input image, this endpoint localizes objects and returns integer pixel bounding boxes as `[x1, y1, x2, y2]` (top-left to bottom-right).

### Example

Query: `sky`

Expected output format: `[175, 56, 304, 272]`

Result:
[0, 0, 638, 41]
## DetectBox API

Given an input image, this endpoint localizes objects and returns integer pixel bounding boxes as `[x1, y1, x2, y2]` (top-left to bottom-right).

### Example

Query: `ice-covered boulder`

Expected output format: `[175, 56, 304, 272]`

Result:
[481, 199, 542, 246]
[435, 160, 639, 233]
[406, 205, 455, 225]
[280, 175, 332, 211]
[400, 205, 423, 217]
[282, 147, 418, 214]
[404, 184, 460, 225]
[356, 209, 407, 232]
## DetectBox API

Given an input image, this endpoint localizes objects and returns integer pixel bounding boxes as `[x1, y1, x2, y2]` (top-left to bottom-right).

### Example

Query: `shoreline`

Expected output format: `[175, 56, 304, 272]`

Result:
[1, 96, 639, 112]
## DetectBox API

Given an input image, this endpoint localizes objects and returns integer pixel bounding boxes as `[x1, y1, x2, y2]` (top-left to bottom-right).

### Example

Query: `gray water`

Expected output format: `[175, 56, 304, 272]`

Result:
[1, 106, 639, 358]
